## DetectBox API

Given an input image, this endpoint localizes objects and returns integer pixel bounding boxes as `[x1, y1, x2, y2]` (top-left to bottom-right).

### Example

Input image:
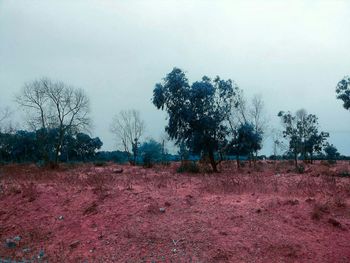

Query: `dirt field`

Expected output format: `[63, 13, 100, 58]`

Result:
[0, 161, 350, 262]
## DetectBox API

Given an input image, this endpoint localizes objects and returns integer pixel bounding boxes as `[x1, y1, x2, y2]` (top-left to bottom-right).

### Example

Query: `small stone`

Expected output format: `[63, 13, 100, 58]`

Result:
[159, 207, 166, 213]
[89, 249, 94, 253]
[13, 236, 21, 242]
[58, 215, 64, 220]
[172, 248, 177, 253]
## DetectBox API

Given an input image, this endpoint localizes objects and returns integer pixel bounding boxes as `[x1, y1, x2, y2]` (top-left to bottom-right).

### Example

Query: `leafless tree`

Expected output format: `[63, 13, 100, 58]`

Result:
[110, 109, 145, 165]
[229, 90, 270, 161]
[16, 77, 90, 165]
[0, 106, 11, 132]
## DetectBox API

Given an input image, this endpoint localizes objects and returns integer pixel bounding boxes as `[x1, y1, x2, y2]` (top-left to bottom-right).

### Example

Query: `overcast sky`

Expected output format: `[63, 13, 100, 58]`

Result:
[1, 0, 350, 155]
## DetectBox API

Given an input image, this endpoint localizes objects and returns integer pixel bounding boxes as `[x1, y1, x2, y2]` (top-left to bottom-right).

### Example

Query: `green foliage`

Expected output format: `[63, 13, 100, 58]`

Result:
[139, 139, 163, 168]
[152, 67, 238, 172]
[278, 109, 329, 165]
[229, 122, 262, 160]
[336, 76, 350, 110]
[0, 129, 102, 163]
[324, 143, 340, 164]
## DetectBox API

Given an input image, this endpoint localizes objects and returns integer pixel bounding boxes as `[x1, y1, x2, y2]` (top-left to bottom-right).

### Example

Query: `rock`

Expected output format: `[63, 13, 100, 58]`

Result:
[159, 207, 166, 213]
[69, 240, 80, 249]
[58, 215, 64, 220]
[113, 168, 123, 174]
[23, 248, 31, 253]
[13, 235, 21, 242]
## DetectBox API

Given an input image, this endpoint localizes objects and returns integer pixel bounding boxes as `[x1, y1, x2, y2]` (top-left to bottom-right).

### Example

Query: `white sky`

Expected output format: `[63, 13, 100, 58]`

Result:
[1, 0, 350, 155]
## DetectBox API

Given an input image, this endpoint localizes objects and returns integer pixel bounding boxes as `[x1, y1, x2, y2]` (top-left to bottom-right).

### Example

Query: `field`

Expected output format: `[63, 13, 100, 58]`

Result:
[0, 161, 350, 262]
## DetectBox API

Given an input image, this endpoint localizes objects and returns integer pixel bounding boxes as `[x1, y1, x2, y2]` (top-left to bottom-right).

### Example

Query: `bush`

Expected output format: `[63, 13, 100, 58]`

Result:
[94, 161, 107, 167]
[296, 164, 305, 174]
[139, 139, 162, 168]
[177, 161, 199, 173]
[337, 170, 350, 178]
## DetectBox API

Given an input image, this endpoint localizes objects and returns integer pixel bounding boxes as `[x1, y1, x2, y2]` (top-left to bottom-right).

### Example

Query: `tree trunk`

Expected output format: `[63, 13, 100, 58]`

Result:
[236, 154, 240, 169]
[208, 150, 218, 172]
[294, 151, 298, 169]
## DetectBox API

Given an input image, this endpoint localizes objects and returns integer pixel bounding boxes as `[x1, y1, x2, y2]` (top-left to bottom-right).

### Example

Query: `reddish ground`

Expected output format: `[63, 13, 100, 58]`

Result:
[0, 161, 350, 262]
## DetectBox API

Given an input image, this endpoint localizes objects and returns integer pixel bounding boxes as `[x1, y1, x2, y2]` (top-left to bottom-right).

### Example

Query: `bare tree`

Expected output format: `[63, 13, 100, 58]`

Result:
[16, 78, 90, 165]
[229, 88, 248, 128]
[0, 106, 11, 132]
[249, 95, 269, 134]
[229, 90, 269, 160]
[110, 109, 145, 165]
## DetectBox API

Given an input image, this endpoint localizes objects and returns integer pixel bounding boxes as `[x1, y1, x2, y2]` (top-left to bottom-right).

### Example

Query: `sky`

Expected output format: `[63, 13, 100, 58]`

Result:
[0, 0, 350, 155]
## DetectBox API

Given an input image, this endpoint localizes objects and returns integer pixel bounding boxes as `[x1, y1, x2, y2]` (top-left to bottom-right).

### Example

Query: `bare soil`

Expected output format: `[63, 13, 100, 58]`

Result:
[0, 161, 350, 262]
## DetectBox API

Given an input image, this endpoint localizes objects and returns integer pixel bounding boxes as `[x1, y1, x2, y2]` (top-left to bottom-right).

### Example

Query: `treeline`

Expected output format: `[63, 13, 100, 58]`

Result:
[0, 69, 349, 171]
[0, 128, 102, 163]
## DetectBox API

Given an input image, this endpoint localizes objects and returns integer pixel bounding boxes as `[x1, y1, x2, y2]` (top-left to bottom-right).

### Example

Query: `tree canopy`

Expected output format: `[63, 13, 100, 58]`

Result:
[152, 68, 238, 172]
[336, 76, 350, 110]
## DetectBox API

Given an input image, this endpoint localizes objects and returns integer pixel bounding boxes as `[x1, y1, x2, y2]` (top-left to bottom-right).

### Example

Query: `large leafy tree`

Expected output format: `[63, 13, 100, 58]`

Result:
[278, 109, 329, 167]
[336, 76, 350, 110]
[152, 68, 237, 172]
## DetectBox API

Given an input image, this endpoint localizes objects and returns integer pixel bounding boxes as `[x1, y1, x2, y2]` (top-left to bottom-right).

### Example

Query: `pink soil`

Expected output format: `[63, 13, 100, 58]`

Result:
[0, 162, 350, 262]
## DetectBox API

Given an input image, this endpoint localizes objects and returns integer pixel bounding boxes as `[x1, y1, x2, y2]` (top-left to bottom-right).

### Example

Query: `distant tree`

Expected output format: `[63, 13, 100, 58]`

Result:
[139, 139, 162, 168]
[74, 133, 102, 161]
[16, 78, 90, 165]
[324, 143, 340, 164]
[152, 67, 237, 172]
[229, 90, 269, 160]
[278, 109, 329, 167]
[229, 122, 262, 168]
[110, 109, 145, 165]
[336, 76, 350, 110]
[0, 106, 11, 129]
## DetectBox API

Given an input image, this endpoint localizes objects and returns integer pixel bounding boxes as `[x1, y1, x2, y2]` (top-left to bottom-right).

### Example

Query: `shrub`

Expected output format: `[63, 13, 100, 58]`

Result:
[296, 164, 305, 174]
[94, 161, 107, 167]
[177, 161, 199, 173]
[139, 139, 162, 168]
[337, 170, 350, 178]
